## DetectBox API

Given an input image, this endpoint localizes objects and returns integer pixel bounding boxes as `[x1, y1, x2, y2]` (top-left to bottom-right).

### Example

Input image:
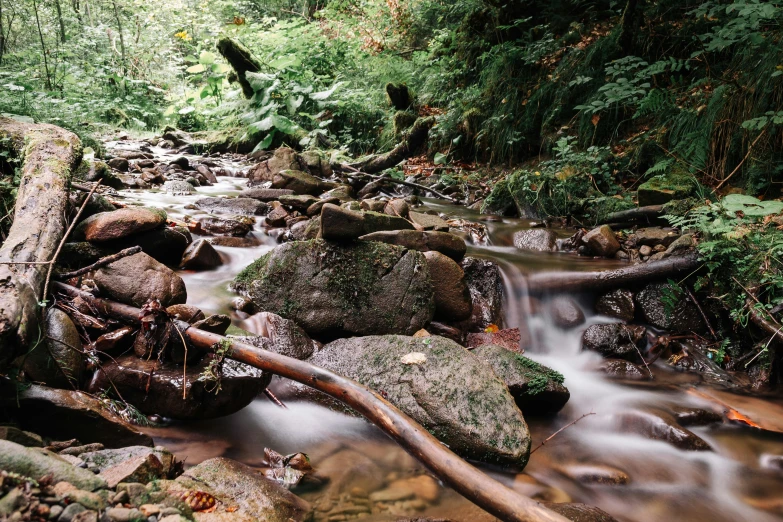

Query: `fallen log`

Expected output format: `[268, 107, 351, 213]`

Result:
[342, 165, 455, 202]
[526, 251, 701, 294]
[0, 118, 82, 369]
[601, 205, 664, 225]
[347, 117, 433, 174]
[52, 281, 568, 522]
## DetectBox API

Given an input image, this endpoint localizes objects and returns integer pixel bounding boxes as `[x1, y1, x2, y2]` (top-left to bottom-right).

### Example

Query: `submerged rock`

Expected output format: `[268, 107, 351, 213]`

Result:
[548, 296, 585, 329]
[89, 355, 269, 420]
[614, 409, 712, 451]
[232, 240, 434, 336]
[297, 335, 532, 468]
[472, 344, 569, 415]
[94, 252, 187, 307]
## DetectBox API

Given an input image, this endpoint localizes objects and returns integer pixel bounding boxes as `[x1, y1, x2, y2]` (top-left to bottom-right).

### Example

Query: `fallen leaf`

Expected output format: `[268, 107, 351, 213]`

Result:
[401, 352, 427, 365]
[413, 329, 430, 337]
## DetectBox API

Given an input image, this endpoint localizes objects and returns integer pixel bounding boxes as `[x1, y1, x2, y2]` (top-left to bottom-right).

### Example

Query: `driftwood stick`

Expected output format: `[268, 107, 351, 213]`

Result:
[56, 246, 142, 279]
[746, 298, 783, 343]
[601, 205, 664, 225]
[685, 287, 717, 341]
[51, 281, 568, 522]
[530, 412, 595, 454]
[0, 118, 82, 369]
[42, 180, 101, 302]
[342, 164, 455, 202]
[525, 251, 701, 294]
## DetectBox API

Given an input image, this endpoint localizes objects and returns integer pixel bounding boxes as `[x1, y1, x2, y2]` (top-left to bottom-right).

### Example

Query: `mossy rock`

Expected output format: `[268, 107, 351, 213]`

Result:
[638, 173, 697, 206]
[301, 335, 532, 469]
[232, 239, 435, 336]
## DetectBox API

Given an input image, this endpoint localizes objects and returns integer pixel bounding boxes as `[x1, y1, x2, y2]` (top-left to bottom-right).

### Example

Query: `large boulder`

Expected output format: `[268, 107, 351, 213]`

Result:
[635, 282, 706, 334]
[88, 356, 269, 420]
[23, 308, 84, 388]
[472, 345, 569, 415]
[75, 207, 166, 243]
[247, 147, 303, 184]
[0, 384, 153, 448]
[423, 251, 472, 321]
[319, 204, 414, 241]
[359, 230, 467, 261]
[169, 457, 311, 521]
[197, 216, 254, 237]
[94, 252, 187, 307]
[300, 335, 531, 468]
[232, 240, 434, 336]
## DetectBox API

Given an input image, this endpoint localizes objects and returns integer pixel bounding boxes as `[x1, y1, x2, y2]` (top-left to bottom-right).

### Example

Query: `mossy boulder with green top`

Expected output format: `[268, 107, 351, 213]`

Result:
[232, 239, 435, 336]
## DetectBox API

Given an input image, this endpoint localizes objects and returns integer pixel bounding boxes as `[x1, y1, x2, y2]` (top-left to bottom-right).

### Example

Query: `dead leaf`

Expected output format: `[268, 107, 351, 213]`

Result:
[401, 352, 427, 365]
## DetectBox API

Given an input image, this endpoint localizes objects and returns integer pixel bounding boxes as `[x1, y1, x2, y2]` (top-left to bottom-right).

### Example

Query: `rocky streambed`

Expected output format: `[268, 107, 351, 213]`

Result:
[2, 131, 783, 522]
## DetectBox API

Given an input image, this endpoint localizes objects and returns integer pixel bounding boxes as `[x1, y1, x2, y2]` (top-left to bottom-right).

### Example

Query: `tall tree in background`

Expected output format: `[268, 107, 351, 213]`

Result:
[32, 0, 53, 89]
[111, 0, 126, 75]
[54, 0, 66, 43]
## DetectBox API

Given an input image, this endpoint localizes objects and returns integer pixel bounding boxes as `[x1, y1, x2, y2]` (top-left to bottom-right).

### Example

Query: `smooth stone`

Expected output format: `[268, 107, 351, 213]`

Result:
[196, 216, 254, 237]
[103, 226, 192, 267]
[180, 239, 222, 270]
[319, 204, 414, 241]
[0, 427, 44, 447]
[194, 197, 268, 216]
[582, 323, 647, 362]
[238, 188, 295, 201]
[513, 229, 557, 252]
[23, 308, 84, 389]
[614, 409, 712, 451]
[75, 207, 165, 243]
[582, 225, 621, 257]
[0, 440, 106, 491]
[458, 257, 505, 331]
[271, 169, 328, 195]
[238, 312, 317, 360]
[359, 230, 466, 261]
[594, 289, 635, 322]
[94, 252, 186, 307]
[408, 210, 449, 231]
[247, 147, 302, 184]
[162, 180, 194, 195]
[423, 251, 472, 321]
[548, 296, 585, 329]
[278, 194, 319, 211]
[599, 359, 651, 381]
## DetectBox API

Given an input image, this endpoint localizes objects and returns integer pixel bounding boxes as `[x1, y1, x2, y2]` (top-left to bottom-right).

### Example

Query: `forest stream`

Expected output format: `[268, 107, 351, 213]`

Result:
[96, 139, 783, 522]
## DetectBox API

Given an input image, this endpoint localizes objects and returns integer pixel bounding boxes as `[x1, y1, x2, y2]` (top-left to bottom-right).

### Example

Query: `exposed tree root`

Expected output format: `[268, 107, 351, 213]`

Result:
[347, 117, 433, 174]
[52, 281, 569, 522]
[0, 117, 82, 369]
[216, 37, 262, 99]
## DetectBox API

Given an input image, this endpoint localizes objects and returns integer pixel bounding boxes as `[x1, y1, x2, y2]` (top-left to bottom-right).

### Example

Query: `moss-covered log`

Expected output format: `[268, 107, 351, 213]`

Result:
[217, 37, 262, 99]
[0, 117, 82, 369]
[349, 117, 434, 174]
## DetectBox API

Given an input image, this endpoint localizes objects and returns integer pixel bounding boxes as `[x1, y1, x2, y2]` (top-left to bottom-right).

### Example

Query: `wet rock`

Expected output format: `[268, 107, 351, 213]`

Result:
[180, 239, 222, 270]
[0, 440, 107, 491]
[306, 197, 339, 217]
[279, 194, 319, 211]
[75, 207, 166, 243]
[163, 180, 194, 195]
[319, 204, 414, 241]
[582, 225, 621, 257]
[636, 282, 706, 334]
[70, 192, 117, 220]
[513, 229, 557, 252]
[548, 297, 585, 329]
[360, 199, 386, 212]
[670, 406, 723, 427]
[458, 257, 504, 331]
[233, 240, 434, 336]
[59, 242, 114, 268]
[599, 359, 651, 381]
[239, 187, 296, 201]
[192, 314, 232, 335]
[107, 157, 129, 172]
[208, 236, 262, 248]
[595, 289, 635, 322]
[248, 147, 303, 184]
[166, 304, 205, 323]
[272, 169, 328, 195]
[359, 230, 466, 262]
[194, 197, 268, 216]
[384, 199, 410, 219]
[23, 308, 84, 388]
[614, 410, 712, 451]
[408, 210, 449, 232]
[116, 173, 150, 190]
[105, 225, 192, 267]
[582, 324, 646, 362]
[100, 453, 167, 488]
[302, 335, 531, 468]
[197, 216, 253, 237]
[265, 203, 291, 227]
[300, 150, 332, 177]
[466, 329, 522, 352]
[423, 251, 472, 321]
[94, 252, 186, 307]
[321, 185, 355, 201]
[558, 463, 630, 485]
[239, 312, 317, 360]
[472, 344, 569, 415]
[170, 457, 310, 521]
[427, 321, 465, 344]
[196, 164, 218, 183]
[634, 227, 680, 247]
[169, 156, 190, 169]
[89, 356, 269, 420]
[0, 384, 152, 447]
[0, 427, 43, 447]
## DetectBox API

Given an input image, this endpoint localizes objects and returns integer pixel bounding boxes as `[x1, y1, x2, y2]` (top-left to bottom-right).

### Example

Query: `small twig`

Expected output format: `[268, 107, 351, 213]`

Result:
[0, 261, 53, 265]
[264, 388, 288, 409]
[341, 164, 455, 202]
[172, 322, 189, 400]
[56, 246, 141, 279]
[622, 325, 654, 379]
[530, 412, 595, 454]
[716, 129, 767, 190]
[43, 181, 101, 304]
[685, 287, 717, 341]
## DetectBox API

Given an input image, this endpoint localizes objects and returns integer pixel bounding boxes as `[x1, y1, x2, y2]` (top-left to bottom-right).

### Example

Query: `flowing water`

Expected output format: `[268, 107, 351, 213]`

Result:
[108, 142, 783, 522]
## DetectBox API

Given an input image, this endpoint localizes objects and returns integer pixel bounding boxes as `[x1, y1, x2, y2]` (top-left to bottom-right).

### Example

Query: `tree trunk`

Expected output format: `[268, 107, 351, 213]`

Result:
[618, 0, 640, 51]
[51, 281, 570, 522]
[111, 0, 126, 76]
[0, 118, 82, 370]
[32, 0, 52, 89]
[526, 251, 701, 294]
[216, 37, 262, 99]
[0, 0, 5, 65]
[54, 0, 66, 43]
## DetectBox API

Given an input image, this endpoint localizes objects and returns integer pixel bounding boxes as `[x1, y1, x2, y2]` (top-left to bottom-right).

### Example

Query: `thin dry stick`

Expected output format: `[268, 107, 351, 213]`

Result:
[716, 129, 767, 190]
[622, 325, 654, 379]
[43, 180, 101, 303]
[264, 388, 288, 409]
[530, 412, 596, 454]
[685, 287, 717, 340]
[56, 246, 141, 279]
[171, 322, 189, 400]
[342, 164, 455, 201]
